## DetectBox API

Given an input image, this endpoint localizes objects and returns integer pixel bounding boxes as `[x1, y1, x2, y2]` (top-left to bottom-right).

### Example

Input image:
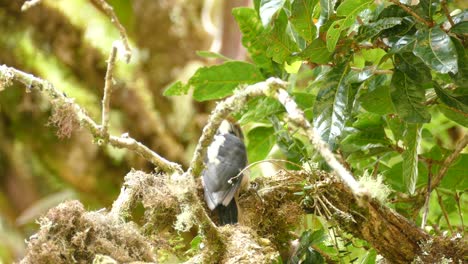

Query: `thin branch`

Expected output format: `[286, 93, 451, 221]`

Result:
[350, 66, 393, 75]
[21, 0, 42, 11]
[421, 161, 432, 229]
[441, 0, 455, 28]
[388, 0, 434, 27]
[429, 134, 468, 192]
[0, 64, 182, 174]
[101, 44, 117, 136]
[89, 0, 132, 63]
[436, 189, 454, 233]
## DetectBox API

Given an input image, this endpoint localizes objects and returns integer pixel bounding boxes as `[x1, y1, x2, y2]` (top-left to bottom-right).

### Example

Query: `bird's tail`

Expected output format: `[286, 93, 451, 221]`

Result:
[216, 200, 238, 225]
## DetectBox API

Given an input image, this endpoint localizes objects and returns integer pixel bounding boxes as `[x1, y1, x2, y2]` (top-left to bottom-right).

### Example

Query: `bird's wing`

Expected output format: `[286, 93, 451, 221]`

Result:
[202, 134, 247, 210]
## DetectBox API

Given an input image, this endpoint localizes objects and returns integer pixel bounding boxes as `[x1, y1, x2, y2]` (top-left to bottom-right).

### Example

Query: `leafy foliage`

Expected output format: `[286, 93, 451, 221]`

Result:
[166, 0, 467, 261]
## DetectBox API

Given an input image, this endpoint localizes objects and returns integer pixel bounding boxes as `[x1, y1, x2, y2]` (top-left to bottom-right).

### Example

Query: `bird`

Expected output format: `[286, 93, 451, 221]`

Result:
[202, 119, 248, 225]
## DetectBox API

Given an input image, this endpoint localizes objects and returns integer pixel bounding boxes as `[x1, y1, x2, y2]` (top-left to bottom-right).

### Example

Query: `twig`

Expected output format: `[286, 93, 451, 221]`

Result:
[101, 44, 117, 136]
[429, 134, 468, 192]
[441, 0, 455, 28]
[350, 66, 393, 75]
[388, 0, 434, 27]
[0, 64, 182, 174]
[21, 0, 41, 11]
[421, 161, 432, 229]
[90, 0, 132, 63]
[436, 189, 453, 233]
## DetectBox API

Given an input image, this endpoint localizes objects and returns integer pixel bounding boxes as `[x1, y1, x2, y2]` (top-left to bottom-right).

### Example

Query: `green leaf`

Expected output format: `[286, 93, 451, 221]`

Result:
[259, 0, 286, 27]
[390, 70, 431, 123]
[433, 82, 468, 113]
[358, 17, 403, 41]
[265, 10, 300, 63]
[247, 126, 276, 162]
[312, 62, 351, 149]
[440, 154, 468, 190]
[195, 50, 232, 61]
[450, 21, 468, 35]
[290, 0, 318, 42]
[326, 19, 346, 52]
[413, 27, 458, 74]
[394, 53, 432, 86]
[191, 61, 263, 101]
[239, 97, 284, 124]
[293, 92, 316, 120]
[318, 0, 336, 24]
[233, 8, 275, 71]
[437, 104, 468, 127]
[389, 35, 417, 54]
[359, 249, 377, 264]
[419, 0, 439, 19]
[326, 0, 373, 51]
[341, 128, 391, 152]
[163, 81, 188, 96]
[271, 116, 307, 168]
[449, 37, 468, 87]
[386, 115, 405, 142]
[352, 112, 385, 129]
[360, 85, 394, 115]
[300, 38, 333, 64]
[402, 123, 422, 195]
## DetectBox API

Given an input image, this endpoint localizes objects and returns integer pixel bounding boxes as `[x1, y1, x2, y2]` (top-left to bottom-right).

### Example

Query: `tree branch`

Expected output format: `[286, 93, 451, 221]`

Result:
[0, 64, 182, 174]
[89, 0, 132, 62]
[388, 0, 434, 27]
[429, 134, 467, 192]
[101, 44, 117, 136]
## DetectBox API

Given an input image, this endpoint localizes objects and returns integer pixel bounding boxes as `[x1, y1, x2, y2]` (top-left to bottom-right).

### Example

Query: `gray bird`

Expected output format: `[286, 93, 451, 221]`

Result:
[202, 119, 248, 225]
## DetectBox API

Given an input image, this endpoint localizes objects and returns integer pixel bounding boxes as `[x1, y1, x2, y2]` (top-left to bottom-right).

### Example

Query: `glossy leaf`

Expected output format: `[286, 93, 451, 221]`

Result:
[313, 62, 351, 149]
[259, 0, 286, 27]
[450, 21, 468, 35]
[390, 70, 431, 123]
[419, 0, 439, 19]
[433, 82, 468, 114]
[402, 123, 422, 195]
[233, 8, 274, 71]
[413, 28, 458, 74]
[318, 0, 336, 24]
[394, 53, 432, 86]
[326, 0, 373, 51]
[449, 37, 468, 87]
[191, 61, 263, 101]
[265, 10, 300, 63]
[290, 0, 318, 42]
[358, 17, 403, 41]
[438, 104, 468, 127]
[247, 126, 276, 162]
[389, 35, 417, 54]
[300, 38, 332, 64]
